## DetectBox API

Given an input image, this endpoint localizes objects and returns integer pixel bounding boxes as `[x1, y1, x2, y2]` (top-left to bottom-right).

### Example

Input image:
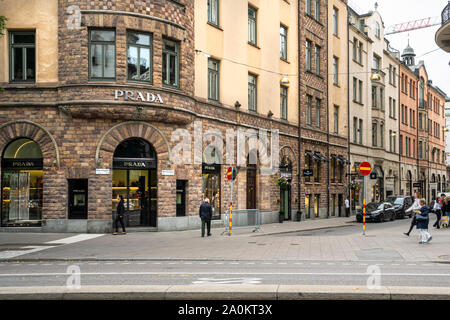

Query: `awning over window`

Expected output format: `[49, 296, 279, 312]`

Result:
[306, 151, 320, 161]
[315, 152, 329, 163]
[337, 156, 350, 164]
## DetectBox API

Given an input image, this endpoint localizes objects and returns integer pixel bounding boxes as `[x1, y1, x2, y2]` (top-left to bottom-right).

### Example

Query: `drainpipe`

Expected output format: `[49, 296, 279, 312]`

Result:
[326, 1, 330, 219]
[347, 3, 351, 214]
[398, 66, 401, 195]
[297, 0, 302, 216]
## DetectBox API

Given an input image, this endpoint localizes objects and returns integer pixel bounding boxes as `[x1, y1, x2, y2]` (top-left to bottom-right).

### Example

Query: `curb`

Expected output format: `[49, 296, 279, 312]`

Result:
[251, 223, 357, 237]
[0, 285, 449, 300]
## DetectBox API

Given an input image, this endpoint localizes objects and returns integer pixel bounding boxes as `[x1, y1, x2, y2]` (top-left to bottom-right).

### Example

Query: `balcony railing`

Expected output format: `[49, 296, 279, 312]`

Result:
[443, 1, 450, 25]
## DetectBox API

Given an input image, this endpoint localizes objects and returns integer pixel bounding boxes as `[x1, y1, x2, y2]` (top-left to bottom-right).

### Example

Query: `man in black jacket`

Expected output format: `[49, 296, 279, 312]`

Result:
[199, 198, 213, 237]
[114, 195, 126, 235]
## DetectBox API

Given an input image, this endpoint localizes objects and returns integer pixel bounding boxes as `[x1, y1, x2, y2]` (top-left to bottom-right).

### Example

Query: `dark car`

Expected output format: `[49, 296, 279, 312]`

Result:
[385, 196, 414, 219]
[356, 202, 396, 223]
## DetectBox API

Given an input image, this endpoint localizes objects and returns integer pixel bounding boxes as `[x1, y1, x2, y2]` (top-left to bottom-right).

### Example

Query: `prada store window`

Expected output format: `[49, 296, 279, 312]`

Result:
[1, 139, 43, 227]
[202, 164, 221, 220]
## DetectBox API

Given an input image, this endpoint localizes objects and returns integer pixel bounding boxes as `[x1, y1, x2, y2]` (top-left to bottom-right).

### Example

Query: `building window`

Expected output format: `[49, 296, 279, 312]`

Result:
[306, 95, 313, 125]
[248, 6, 257, 45]
[314, 0, 320, 21]
[280, 25, 287, 60]
[380, 88, 384, 110]
[315, 98, 321, 128]
[359, 119, 363, 144]
[280, 86, 288, 120]
[375, 21, 381, 38]
[248, 73, 257, 112]
[359, 80, 363, 103]
[372, 86, 377, 108]
[358, 42, 363, 64]
[208, 58, 220, 101]
[333, 105, 339, 134]
[352, 38, 357, 61]
[306, 40, 312, 71]
[353, 78, 357, 101]
[399, 134, 403, 156]
[380, 122, 384, 148]
[314, 45, 321, 75]
[89, 29, 116, 80]
[9, 31, 36, 82]
[389, 130, 393, 152]
[332, 7, 338, 36]
[305, 152, 312, 183]
[306, 0, 312, 15]
[389, 97, 392, 117]
[314, 194, 320, 217]
[392, 99, 396, 118]
[372, 55, 380, 71]
[393, 67, 396, 86]
[333, 56, 338, 85]
[353, 117, 358, 143]
[162, 38, 180, 88]
[208, 0, 219, 26]
[127, 32, 152, 83]
[372, 121, 377, 147]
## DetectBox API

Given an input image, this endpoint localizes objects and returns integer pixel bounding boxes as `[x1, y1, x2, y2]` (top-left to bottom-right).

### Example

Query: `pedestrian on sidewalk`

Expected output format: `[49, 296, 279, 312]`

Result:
[432, 196, 442, 229]
[345, 197, 350, 217]
[113, 195, 126, 235]
[416, 199, 431, 244]
[404, 192, 421, 237]
[443, 196, 450, 217]
[199, 198, 212, 237]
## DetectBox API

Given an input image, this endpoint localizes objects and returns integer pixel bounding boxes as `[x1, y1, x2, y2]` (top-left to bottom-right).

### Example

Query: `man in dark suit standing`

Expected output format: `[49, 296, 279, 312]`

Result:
[199, 198, 213, 237]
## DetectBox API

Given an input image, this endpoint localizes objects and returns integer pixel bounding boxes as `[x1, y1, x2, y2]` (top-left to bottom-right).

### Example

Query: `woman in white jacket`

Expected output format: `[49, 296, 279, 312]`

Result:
[404, 192, 421, 237]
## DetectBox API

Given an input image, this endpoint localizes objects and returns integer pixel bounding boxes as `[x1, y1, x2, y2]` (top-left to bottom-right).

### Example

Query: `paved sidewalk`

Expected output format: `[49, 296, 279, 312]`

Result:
[2, 217, 450, 263]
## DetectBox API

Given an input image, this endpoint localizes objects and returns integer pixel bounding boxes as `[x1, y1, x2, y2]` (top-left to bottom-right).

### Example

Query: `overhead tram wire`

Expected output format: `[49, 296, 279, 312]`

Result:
[195, 49, 391, 78]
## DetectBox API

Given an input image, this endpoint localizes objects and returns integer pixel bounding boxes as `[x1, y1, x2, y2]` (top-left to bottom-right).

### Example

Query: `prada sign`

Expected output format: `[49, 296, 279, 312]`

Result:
[113, 159, 156, 169]
[2, 159, 43, 169]
[114, 90, 164, 104]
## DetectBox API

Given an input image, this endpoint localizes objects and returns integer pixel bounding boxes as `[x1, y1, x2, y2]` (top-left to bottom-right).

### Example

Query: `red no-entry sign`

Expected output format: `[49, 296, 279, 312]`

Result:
[360, 162, 372, 176]
[227, 167, 233, 181]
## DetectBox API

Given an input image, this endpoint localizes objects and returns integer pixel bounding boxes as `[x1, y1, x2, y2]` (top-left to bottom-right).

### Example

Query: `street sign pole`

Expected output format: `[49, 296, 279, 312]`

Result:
[363, 175, 366, 236]
[359, 162, 371, 236]
[229, 180, 233, 237]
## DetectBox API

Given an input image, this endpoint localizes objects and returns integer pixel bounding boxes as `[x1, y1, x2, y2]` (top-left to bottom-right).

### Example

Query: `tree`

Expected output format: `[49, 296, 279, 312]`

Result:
[0, 16, 7, 35]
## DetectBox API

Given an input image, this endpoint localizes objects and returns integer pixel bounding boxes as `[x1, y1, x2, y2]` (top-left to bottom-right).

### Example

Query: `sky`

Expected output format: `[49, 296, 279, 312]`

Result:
[350, 0, 450, 97]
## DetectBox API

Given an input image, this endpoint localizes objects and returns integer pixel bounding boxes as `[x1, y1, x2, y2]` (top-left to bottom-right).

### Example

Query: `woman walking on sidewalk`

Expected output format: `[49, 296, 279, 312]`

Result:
[432, 197, 442, 229]
[404, 192, 421, 237]
[416, 199, 431, 244]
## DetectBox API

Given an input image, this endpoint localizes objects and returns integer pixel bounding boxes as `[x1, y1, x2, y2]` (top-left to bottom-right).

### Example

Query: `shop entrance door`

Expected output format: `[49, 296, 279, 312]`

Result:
[112, 168, 157, 227]
[112, 138, 157, 228]
[247, 166, 257, 209]
[280, 187, 291, 220]
[68, 179, 88, 219]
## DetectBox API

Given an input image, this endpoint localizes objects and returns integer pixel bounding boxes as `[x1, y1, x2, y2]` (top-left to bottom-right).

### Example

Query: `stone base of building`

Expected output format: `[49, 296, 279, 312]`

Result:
[42, 219, 112, 234]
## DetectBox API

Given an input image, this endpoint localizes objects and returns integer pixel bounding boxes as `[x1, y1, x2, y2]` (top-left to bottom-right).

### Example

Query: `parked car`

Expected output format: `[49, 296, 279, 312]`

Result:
[385, 196, 414, 219]
[356, 202, 396, 223]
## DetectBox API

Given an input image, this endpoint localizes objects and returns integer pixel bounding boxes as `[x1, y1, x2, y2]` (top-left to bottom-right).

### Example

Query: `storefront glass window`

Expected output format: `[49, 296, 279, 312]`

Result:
[202, 164, 221, 220]
[1, 139, 43, 227]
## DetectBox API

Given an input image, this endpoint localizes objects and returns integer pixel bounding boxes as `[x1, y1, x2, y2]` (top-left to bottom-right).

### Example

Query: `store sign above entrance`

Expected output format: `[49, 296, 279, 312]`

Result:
[114, 90, 165, 104]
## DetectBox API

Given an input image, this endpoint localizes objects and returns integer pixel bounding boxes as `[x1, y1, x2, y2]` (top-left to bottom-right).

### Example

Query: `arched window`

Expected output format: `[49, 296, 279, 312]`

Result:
[1, 138, 43, 227]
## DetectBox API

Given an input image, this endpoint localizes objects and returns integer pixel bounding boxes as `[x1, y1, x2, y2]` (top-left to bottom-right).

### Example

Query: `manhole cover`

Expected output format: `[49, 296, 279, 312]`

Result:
[290, 243, 300, 246]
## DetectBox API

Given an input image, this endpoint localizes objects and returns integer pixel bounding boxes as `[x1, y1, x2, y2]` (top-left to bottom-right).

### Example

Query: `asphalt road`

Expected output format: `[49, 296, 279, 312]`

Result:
[0, 259, 449, 288]
[1, 218, 449, 289]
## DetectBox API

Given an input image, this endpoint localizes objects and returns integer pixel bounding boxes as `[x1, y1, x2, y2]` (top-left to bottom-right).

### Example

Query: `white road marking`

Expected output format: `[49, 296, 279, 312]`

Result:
[0, 272, 447, 277]
[46, 234, 103, 245]
[192, 277, 262, 285]
[0, 234, 104, 261]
